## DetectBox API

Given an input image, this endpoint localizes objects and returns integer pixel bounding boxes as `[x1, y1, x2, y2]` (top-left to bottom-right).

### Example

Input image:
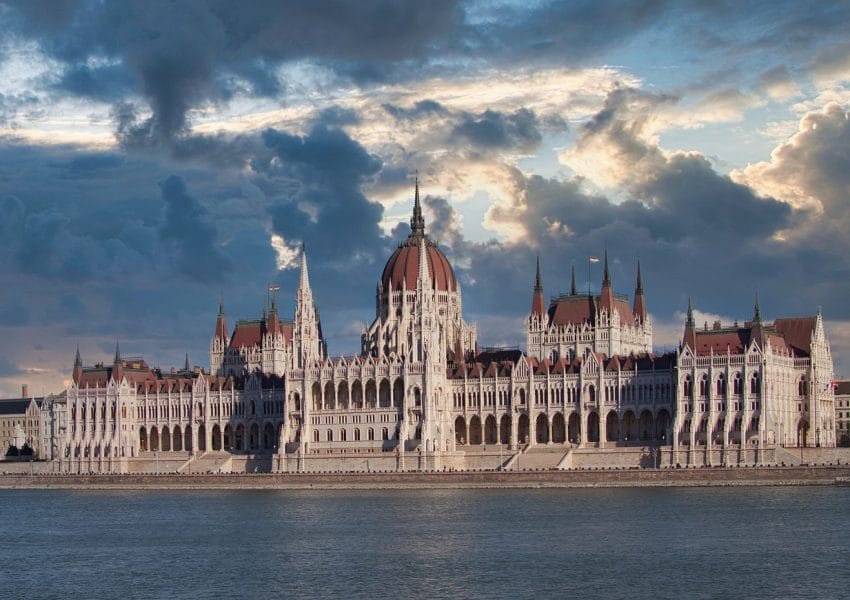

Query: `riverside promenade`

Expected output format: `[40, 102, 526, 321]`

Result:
[3, 465, 850, 490]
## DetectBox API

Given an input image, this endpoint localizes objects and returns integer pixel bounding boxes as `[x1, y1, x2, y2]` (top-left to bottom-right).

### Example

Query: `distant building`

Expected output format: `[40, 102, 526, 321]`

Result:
[51, 182, 838, 472]
[835, 380, 850, 446]
[0, 386, 47, 458]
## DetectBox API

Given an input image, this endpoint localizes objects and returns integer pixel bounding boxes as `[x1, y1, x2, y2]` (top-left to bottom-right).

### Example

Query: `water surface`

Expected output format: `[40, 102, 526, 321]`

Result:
[2, 487, 848, 599]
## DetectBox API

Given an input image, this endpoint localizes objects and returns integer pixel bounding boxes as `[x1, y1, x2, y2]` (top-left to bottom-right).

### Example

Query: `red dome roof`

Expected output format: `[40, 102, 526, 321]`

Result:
[381, 238, 457, 292]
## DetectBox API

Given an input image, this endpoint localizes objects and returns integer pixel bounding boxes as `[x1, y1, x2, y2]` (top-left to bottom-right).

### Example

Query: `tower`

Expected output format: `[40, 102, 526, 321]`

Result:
[210, 297, 229, 376]
[293, 246, 324, 368]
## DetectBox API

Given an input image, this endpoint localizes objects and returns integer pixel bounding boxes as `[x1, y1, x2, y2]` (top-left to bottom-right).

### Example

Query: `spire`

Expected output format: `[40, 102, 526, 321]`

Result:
[633, 260, 647, 321]
[299, 243, 311, 293]
[570, 264, 577, 296]
[214, 297, 228, 341]
[683, 297, 697, 350]
[113, 341, 121, 364]
[753, 291, 761, 323]
[72, 344, 83, 384]
[410, 174, 425, 237]
[602, 248, 610, 286]
[531, 255, 545, 317]
[534, 255, 542, 291]
[184, 353, 190, 372]
[599, 248, 613, 309]
[635, 260, 643, 294]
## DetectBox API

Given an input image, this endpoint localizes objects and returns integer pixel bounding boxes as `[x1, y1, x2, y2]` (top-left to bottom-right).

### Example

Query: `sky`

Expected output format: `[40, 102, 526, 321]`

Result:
[2, 0, 850, 397]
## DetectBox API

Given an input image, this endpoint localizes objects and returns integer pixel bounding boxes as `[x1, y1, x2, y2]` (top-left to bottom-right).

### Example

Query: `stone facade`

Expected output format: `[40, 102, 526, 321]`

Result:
[50, 183, 837, 472]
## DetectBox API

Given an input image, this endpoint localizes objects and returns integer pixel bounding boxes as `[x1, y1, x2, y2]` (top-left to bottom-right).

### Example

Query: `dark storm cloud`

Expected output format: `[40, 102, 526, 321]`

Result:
[382, 100, 448, 120]
[5, 0, 464, 144]
[451, 108, 542, 152]
[159, 174, 232, 280]
[261, 121, 385, 267]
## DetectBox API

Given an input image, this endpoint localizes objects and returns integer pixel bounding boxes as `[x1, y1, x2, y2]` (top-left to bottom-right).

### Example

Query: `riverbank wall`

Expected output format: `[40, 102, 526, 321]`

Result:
[3, 464, 850, 490]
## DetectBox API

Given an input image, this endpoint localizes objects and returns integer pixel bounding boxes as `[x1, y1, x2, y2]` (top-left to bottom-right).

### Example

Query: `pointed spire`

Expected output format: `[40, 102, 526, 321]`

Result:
[531, 255, 545, 317]
[570, 264, 577, 296]
[534, 255, 542, 291]
[299, 243, 311, 292]
[113, 341, 121, 364]
[753, 291, 761, 323]
[635, 259, 643, 294]
[218, 293, 224, 317]
[74, 344, 82, 367]
[633, 260, 646, 321]
[602, 248, 610, 286]
[184, 353, 190, 372]
[410, 174, 425, 237]
[683, 297, 697, 350]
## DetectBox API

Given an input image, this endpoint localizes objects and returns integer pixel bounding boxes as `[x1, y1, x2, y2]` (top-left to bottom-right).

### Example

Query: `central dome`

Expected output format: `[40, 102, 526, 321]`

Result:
[380, 182, 457, 292]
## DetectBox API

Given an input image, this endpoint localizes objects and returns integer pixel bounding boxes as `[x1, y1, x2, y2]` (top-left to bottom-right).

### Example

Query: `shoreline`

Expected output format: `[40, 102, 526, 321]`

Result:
[3, 465, 850, 490]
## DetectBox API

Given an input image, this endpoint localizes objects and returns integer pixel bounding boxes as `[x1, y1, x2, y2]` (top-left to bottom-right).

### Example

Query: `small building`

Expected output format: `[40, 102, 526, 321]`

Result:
[0, 389, 46, 458]
[835, 381, 850, 446]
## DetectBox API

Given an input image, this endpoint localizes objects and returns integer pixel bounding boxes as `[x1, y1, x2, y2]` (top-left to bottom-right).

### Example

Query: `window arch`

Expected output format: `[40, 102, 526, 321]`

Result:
[798, 376, 807, 397]
[683, 376, 693, 398]
[716, 374, 726, 396]
[699, 376, 708, 397]
[750, 373, 761, 395]
[733, 373, 742, 395]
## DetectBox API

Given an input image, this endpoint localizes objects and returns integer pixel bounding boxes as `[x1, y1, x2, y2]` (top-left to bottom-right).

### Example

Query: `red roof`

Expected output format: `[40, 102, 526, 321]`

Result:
[773, 316, 816, 355]
[687, 316, 816, 357]
[229, 317, 293, 350]
[381, 236, 457, 292]
[547, 293, 635, 327]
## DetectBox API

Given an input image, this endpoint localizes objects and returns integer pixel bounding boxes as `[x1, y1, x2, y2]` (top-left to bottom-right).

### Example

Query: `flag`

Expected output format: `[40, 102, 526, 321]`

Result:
[589, 256, 600, 263]
[268, 284, 281, 292]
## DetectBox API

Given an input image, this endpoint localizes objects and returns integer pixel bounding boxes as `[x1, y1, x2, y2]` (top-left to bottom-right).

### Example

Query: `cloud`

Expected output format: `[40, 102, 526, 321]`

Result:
[733, 103, 850, 217]
[159, 174, 232, 280]
[451, 108, 543, 153]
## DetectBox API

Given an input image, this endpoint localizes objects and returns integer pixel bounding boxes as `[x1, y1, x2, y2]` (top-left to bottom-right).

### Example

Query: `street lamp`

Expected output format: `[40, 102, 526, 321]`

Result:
[816, 427, 821, 448]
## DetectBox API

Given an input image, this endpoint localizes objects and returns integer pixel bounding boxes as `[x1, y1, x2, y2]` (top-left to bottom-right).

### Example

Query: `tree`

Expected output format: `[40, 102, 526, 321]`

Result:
[5, 445, 19, 457]
[20, 443, 33, 457]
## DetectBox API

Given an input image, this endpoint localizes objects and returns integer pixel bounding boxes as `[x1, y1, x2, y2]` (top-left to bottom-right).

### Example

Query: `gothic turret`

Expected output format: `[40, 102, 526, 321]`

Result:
[600, 249, 613, 310]
[112, 341, 124, 383]
[683, 297, 697, 350]
[531, 255, 545, 318]
[294, 246, 324, 366]
[72, 345, 83, 384]
[633, 260, 647, 322]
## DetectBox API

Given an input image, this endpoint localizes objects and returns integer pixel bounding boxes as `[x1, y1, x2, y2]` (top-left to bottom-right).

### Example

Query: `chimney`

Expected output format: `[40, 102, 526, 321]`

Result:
[22, 384, 29, 398]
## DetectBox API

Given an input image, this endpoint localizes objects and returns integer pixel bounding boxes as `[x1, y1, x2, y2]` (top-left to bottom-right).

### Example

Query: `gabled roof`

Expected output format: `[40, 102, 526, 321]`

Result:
[547, 293, 635, 328]
[0, 398, 42, 415]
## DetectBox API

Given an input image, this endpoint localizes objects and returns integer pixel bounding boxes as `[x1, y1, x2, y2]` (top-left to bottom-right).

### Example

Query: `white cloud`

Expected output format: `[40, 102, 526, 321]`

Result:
[270, 233, 299, 271]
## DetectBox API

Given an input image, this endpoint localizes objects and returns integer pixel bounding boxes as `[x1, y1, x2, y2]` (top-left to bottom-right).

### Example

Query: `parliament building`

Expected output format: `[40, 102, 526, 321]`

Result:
[52, 183, 837, 473]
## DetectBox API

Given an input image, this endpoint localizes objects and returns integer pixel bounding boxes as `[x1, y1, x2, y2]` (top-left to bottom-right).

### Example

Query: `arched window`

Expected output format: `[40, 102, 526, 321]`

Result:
[368, 428, 375, 441]
[683, 376, 692, 398]
[326, 429, 333, 442]
[382, 427, 388, 441]
[798, 377, 807, 397]
[716, 374, 726, 396]
[750, 374, 761, 395]
[699, 376, 708, 397]
[733, 374, 742, 395]
[354, 428, 361, 441]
